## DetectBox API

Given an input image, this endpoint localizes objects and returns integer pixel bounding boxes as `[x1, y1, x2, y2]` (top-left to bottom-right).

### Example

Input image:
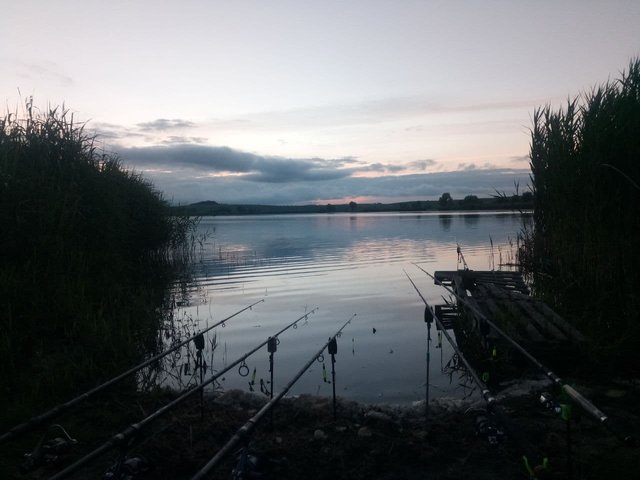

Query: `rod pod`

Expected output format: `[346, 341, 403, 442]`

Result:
[1, 299, 265, 445]
[190, 314, 355, 480]
[405, 271, 549, 477]
[328, 337, 338, 419]
[47, 308, 319, 480]
[413, 264, 629, 443]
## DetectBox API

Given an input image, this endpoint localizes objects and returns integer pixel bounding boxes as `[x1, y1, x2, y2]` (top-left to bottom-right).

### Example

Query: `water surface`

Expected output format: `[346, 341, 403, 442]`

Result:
[160, 212, 525, 404]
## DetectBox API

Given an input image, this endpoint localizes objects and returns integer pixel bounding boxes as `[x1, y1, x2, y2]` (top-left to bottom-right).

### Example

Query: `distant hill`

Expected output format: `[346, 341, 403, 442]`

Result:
[171, 195, 533, 216]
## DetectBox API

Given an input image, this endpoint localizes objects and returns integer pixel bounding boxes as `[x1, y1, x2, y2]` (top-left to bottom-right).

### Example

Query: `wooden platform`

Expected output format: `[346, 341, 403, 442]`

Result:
[434, 270, 586, 344]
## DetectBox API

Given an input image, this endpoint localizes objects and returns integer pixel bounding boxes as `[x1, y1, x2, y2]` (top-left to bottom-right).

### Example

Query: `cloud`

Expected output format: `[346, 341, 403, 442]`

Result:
[192, 95, 548, 134]
[160, 136, 208, 145]
[136, 118, 196, 131]
[357, 163, 407, 173]
[134, 163, 531, 206]
[509, 155, 530, 164]
[118, 144, 355, 183]
[458, 163, 477, 171]
[3, 58, 74, 87]
[408, 159, 437, 171]
[116, 143, 530, 204]
[91, 122, 147, 141]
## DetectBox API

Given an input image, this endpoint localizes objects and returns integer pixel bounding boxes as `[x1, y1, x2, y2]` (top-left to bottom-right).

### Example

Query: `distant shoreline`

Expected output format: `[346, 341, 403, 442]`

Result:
[171, 196, 533, 216]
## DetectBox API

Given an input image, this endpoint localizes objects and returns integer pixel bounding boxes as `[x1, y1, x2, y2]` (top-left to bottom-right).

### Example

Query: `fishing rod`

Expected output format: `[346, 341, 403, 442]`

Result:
[47, 307, 319, 480]
[413, 263, 627, 442]
[405, 272, 548, 477]
[406, 272, 495, 405]
[191, 314, 356, 480]
[0, 299, 265, 445]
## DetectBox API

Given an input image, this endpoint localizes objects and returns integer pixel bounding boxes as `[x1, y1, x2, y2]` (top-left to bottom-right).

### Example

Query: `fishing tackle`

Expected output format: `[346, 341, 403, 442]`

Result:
[260, 379, 270, 396]
[322, 363, 328, 383]
[414, 264, 622, 442]
[475, 414, 504, 446]
[190, 314, 355, 480]
[328, 338, 337, 355]
[104, 455, 149, 480]
[238, 362, 250, 377]
[248, 367, 257, 391]
[46, 307, 321, 480]
[193, 333, 205, 351]
[405, 271, 549, 477]
[0, 299, 266, 445]
[539, 392, 561, 415]
[267, 337, 277, 401]
[20, 424, 77, 474]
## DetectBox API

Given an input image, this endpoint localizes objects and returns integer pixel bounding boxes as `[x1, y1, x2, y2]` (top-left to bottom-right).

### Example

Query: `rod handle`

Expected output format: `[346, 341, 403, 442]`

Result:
[562, 385, 607, 422]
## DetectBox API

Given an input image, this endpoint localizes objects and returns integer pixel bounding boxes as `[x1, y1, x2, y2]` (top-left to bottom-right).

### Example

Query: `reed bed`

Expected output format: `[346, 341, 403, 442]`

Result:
[520, 59, 640, 367]
[0, 100, 195, 419]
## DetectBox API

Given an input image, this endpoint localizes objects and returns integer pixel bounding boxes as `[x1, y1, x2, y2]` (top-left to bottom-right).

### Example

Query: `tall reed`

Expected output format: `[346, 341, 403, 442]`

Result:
[521, 59, 640, 366]
[0, 101, 195, 418]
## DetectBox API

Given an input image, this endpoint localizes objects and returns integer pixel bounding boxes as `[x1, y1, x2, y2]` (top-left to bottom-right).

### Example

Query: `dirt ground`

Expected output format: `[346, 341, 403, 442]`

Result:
[6, 376, 638, 480]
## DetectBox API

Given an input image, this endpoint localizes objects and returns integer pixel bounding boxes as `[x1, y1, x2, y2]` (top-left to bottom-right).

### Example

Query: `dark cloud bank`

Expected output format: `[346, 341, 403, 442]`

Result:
[116, 143, 531, 205]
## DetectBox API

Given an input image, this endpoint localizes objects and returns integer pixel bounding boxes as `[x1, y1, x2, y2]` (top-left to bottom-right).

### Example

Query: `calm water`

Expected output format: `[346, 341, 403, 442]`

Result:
[159, 212, 526, 405]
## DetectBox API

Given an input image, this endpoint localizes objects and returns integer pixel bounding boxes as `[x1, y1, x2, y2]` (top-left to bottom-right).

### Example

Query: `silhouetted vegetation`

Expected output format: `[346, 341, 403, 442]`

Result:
[172, 194, 533, 216]
[0, 101, 194, 418]
[438, 192, 453, 207]
[520, 59, 640, 369]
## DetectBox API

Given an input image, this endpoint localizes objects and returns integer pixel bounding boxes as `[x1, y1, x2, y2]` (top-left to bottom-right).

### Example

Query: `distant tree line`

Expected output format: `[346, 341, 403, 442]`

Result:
[172, 193, 533, 217]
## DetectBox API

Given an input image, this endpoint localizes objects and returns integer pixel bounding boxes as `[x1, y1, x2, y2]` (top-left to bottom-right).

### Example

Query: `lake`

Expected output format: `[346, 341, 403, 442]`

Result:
[159, 211, 527, 405]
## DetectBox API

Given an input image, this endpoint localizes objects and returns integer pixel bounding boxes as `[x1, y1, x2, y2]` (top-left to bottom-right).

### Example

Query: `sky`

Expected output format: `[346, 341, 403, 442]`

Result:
[2, 0, 639, 205]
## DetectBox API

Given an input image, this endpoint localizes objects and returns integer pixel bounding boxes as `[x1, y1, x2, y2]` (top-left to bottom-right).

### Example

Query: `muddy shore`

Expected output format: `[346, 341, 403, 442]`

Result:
[6, 376, 638, 480]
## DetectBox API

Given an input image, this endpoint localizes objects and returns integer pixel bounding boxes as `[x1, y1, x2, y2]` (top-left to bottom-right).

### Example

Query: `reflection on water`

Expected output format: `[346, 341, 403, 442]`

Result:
[156, 212, 526, 404]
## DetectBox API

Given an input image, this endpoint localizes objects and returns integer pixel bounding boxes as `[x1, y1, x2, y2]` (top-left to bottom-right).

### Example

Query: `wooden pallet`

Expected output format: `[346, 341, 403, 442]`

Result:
[433, 270, 585, 343]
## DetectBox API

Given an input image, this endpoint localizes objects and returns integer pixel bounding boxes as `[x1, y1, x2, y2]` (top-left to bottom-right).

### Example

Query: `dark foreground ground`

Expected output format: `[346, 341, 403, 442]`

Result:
[2, 377, 639, 480]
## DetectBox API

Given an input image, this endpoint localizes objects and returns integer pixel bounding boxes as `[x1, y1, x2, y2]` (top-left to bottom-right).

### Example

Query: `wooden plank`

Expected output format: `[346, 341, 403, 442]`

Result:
[484, 284, 545, 342]
[532, 302, 587, 343]
[475, 275, 529, 294]
[434, 304, 456, 330]
[474, 285, 523, 341]
[516, 299, 567, 341]
[486, 286, 585, 343]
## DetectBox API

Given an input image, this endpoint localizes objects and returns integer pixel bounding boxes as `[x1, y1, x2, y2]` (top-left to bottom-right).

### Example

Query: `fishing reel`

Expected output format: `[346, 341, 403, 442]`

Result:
[539, 392, 561, 415]
[20, 424, 77, 474]
[475, 414, 505, 446]
[103, 454, 149, 480]
[231, 444, 287, 479]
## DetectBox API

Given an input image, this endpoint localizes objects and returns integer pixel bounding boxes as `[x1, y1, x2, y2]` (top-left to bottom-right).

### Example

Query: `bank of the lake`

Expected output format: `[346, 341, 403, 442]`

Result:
[3, 379, 637, 480]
